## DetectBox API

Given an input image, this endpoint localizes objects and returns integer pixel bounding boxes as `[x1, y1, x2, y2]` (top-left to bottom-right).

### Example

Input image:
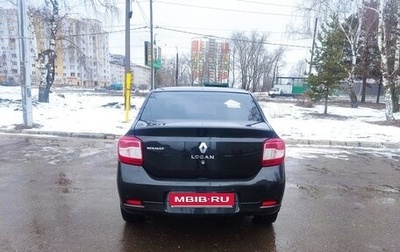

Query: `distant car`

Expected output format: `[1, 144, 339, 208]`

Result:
[268, 88, 281, 97]
[117, 87, 286, 224]
[267, 87, 301, 98]
[107, 82, 123, 91]
[0, 80, 18, 86]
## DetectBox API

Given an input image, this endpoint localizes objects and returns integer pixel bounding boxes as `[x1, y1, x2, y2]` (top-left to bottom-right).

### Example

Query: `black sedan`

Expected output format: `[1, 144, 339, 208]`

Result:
[117, 87, 285, 224]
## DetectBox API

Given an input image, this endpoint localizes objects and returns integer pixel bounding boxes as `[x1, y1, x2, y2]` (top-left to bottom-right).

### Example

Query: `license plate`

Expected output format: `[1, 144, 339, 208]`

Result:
[168, 192, 235, 208]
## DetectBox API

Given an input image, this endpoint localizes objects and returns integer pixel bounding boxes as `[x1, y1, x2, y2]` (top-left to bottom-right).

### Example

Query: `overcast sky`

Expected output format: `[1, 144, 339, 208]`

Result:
[15, 0, 313, 74]
[106, 0, 312, 73]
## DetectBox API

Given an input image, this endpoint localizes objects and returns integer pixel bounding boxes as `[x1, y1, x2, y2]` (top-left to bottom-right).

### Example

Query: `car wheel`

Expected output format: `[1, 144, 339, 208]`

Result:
[120, 206, 145, 223]
[253, 213, 278, 225]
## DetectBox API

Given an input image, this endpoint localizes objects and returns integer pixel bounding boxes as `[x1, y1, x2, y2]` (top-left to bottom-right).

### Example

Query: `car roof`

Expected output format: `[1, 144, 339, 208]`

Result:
[152, 86, 250, 94]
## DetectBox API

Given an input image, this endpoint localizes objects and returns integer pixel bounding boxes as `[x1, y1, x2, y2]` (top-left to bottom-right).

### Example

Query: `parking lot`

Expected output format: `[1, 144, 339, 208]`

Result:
[1, 135, 399, 252]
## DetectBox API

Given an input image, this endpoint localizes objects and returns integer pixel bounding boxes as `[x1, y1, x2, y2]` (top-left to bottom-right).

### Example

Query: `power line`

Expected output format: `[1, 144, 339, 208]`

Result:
[0, 26, 148, 40]
[154, 0, 304, 18]
[155, 26, 310, 49]
[135, 1, 149, 25]
[234, 0, 296, 8]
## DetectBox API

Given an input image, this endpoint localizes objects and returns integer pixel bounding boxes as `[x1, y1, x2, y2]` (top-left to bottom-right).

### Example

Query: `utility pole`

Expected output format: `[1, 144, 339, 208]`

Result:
[124, 0, 133, 122]
[150, 0, 154, 90]
[308, 17, 318, 75]
[17, 0, 33, 127]
[175, 46, 178, 86]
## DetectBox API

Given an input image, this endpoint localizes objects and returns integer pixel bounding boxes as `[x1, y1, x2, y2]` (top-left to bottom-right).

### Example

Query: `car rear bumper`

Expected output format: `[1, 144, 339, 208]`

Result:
[117, 163, 285, 216]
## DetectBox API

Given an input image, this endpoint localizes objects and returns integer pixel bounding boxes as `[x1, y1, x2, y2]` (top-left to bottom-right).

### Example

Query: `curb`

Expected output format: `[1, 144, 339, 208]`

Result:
[1, 129, 399, 149]
[284, 138, 400, 149]
[0, 129, 119, 140]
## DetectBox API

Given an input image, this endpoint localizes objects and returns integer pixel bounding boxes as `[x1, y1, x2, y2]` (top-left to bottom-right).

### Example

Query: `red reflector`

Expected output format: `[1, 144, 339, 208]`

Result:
[125, 199, 142, 206]
[261, 200, 278, 207]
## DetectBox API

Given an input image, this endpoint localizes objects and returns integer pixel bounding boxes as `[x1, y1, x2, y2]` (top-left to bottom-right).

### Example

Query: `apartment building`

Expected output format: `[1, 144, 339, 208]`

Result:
[52, 18, 110, 87]
[0, 7, 36, 85]
[110, 54, 151, 90]
[2, 9, 150, 89]
[191, 37, 230, 86]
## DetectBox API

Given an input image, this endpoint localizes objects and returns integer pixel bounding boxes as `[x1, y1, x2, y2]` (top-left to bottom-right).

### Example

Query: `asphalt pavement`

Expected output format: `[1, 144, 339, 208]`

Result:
[1, 135, 399, 252]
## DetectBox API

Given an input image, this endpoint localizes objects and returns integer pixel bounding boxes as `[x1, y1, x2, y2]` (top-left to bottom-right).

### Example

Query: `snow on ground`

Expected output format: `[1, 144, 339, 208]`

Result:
[259, 101, 399, 143]
[1, 86, 399, 145]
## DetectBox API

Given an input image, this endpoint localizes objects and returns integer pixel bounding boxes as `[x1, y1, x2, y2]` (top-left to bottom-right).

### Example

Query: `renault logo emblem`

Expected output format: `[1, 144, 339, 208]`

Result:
[199, 142, 207, 154]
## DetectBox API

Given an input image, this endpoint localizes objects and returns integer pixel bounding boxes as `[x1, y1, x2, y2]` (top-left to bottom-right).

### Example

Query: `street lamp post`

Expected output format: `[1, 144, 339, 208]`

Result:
[150, 0, 154, 90]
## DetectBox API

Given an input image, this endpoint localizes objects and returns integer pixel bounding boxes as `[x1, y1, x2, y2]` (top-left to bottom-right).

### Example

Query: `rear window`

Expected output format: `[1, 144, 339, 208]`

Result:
[140, 91, 263, 122]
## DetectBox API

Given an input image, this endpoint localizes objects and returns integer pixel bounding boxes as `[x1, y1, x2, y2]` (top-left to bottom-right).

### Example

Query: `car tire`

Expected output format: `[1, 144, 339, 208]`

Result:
[253, 213, 278, 225]
[120, 206, 145, 223]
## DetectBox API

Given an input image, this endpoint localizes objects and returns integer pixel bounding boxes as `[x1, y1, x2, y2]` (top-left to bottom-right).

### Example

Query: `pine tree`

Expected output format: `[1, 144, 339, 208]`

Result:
[308, 15, 349, 114]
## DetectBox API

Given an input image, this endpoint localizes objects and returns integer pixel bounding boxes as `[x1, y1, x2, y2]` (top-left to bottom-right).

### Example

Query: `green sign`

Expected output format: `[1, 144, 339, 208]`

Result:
[144, 41, 162, 69]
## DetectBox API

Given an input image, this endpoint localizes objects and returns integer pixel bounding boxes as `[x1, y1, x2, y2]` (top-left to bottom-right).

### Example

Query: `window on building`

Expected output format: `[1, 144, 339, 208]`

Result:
[71, 72, 75, 77]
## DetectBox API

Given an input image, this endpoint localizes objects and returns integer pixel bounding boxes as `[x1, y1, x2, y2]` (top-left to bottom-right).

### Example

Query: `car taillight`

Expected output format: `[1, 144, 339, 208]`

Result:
[118, 136, 143, 165]
[262, 138, 285, 167]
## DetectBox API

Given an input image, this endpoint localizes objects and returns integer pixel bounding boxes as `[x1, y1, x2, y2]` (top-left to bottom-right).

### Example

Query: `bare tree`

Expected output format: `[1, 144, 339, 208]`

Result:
[178, 53, 194, 86]
[261, 48, 286, 92]
[378, 0, 399, 121]
[289, 59, 308, 77]
[231, 31, 268, 91]
[295, 0, 365, 107]
[30, 0, 119, 103]
[297, 0, 399, 119]
[356, 0, 381, 103]
[231, 31, 285, 92]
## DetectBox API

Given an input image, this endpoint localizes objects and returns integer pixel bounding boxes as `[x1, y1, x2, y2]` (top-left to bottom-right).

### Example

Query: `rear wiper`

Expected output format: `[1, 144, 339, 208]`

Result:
[245, 121, 263, 127]
[139, 119, 166, 126]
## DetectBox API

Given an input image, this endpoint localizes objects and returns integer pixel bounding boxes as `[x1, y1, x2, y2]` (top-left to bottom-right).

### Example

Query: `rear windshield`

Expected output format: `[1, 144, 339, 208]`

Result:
[140, 91, 263, 122]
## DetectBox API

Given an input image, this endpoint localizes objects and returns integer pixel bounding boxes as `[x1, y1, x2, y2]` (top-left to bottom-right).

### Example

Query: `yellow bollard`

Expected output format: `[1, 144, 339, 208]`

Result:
[124, 73, 132, 123]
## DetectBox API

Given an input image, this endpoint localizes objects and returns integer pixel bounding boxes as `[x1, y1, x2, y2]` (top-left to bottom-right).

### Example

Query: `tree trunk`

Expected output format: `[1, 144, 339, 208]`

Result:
[384, 78, 395, 121]
[392, 84, 399, 112]
[376, 76, 382, 103]
[378, 0, 395, 121]
[349, 89, 358, 108]
[361, 75, 367, 103]
[324, 93, 328, 114]
[37, 0, 58, 103]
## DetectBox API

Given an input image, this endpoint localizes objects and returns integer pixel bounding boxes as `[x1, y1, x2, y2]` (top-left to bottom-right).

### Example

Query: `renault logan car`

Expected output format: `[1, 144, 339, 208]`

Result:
[117, 87, 285, 224]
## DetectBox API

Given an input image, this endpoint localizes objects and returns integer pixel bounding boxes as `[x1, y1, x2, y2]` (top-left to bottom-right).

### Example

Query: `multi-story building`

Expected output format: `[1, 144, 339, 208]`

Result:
[2, 10, 150, 89]
[132, 64, 151, 90]
[109, 54, 151, 90]
[53, 18, 110, 87]
[0, 7, 36, 85]
[191, 37, 230, 86]
[110, 62, 125, 84]
[32, 16, 110, 87]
